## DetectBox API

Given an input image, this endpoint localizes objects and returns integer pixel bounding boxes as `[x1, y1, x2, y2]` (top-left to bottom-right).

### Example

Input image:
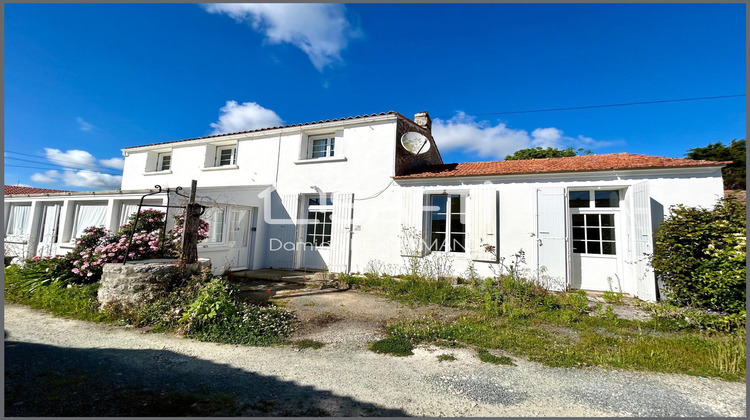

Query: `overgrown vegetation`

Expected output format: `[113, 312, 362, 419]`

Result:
[476, 348, 514, 365]
[652, 198, 746, 314]
[686, 139, 746, 190]
[367, 336, 414, 357]
[437, 353, 456, 362]
[293, 339, 325, 350]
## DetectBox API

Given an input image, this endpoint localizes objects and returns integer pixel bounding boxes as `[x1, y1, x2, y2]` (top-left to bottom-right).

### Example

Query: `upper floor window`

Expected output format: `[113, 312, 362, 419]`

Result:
[428, 194, 466, 253]
[157, 152, 171, 171]
[308, 135, 335, 159]
[216, 146, 237, 167]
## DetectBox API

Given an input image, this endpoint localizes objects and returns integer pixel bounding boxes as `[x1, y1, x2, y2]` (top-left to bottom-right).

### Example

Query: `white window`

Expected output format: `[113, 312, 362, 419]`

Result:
[569, 189, 621, 256]
[71, 203, 108, 239]
[307, 135, 335, 159]
[203, 206, 225, 243]
[427, 194, 466, 253]
[157, 152, 171, 171]
[215, 146, 237, 167]
[6, 204, 31, 235]
[304, 196, 333, 247]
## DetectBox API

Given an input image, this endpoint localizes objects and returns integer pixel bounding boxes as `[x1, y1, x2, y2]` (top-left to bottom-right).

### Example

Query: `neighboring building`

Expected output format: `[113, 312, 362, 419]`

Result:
[3, 111, 728, 301]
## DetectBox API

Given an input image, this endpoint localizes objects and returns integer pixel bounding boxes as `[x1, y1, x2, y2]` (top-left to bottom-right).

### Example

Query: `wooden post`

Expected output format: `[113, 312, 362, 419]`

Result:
[179, 180, 200, 265]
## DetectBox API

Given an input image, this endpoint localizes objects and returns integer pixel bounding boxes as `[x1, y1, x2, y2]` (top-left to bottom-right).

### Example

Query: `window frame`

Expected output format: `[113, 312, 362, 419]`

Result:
[157, 152, 172, 171]
[426, 193, 467, 254]
[5, 203, 32, 236]
[71, 202, 108, 240]
[202, 206, 227, 244]
[307, 135, 336, 159]
[215, 146, 237, 167]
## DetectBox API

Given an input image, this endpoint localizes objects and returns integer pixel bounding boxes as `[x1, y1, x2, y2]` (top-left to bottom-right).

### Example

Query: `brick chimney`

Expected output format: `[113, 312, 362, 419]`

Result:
[413, 111, 432, 132]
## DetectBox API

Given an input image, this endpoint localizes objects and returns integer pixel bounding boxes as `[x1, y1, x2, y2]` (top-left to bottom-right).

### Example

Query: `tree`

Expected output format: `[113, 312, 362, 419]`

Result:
[504, 146, 591, 161]
[686, 139, 746, 190]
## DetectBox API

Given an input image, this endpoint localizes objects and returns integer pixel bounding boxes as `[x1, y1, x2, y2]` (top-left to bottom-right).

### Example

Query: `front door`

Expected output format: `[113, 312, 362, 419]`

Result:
[226, 207, 253, 270]
[36, 203, 60, 257]
[300, 196, 332, 270]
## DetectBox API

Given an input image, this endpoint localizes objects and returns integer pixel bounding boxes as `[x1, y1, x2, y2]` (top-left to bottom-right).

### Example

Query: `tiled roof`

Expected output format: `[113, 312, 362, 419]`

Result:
[4, 186, 73, 195]
[123, 111, 400, 150]
[394, 153, 730, 179]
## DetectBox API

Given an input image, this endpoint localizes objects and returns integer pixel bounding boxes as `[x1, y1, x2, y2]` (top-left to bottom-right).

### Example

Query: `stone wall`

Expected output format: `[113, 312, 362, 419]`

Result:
[97, 259, 210, 310]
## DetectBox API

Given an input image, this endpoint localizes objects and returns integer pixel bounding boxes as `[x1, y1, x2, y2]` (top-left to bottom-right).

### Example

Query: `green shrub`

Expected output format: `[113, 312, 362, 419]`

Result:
[368, 337, 414, 356]
[652, 198, 746, 313]
[637, 301, 746, 333]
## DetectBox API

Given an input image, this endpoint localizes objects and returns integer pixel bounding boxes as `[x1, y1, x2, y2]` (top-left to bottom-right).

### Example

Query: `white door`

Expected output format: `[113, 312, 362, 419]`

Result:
[570, 211, 621, 291]
[536, 188, 568, 291]
[36, 203, 61, 257]
[300, 196, 332, 270]
[227, 207, 252, 270]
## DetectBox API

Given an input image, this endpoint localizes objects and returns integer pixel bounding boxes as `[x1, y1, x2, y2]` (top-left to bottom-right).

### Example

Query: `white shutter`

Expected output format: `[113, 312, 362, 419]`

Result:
[329, 192, 354, 273]
[469, 187, 498, 261]
[400, 188, 425, 256]
[536, 188, 567, 291]
[631, 181, 656, 301]
[272, 194, 299, 269]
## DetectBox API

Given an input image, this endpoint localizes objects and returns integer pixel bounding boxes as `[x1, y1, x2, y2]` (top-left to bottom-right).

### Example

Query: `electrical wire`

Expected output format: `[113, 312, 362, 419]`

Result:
[5, 150, 122, 173]
[3, 157, 122, 175]
[433, 94, 746, 119]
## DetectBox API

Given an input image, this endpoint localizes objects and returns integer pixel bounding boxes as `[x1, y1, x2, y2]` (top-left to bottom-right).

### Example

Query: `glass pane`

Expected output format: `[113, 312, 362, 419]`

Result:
[602, 242, 617, 255]
[450, 214, 465, 233]
[431, 218, 446, 233]
[573, 241, 585, 253]
[569, 191, 590, 208]
[587, 241, 601, 254]
[227, 210, 249, 247]
[306, 223, 315, 241]
[329, 138, 335, 157]
[587, 227, 600, 240]
[601, 228, 616, 240]
[309, 198, 319, 206]
[595, 190, 620, 208]
[572, 214, 585, 226]
[450, 195, 463, 214]
[431, 195, 447, 214]
[451, 234, 466, 252]
[316, 212, 325, 223]
[573, 227, 585, 240]
[323, 222, 331, 236]
[586, 214, 600, 226]
[430, 232, 445, 251]
[601, 214, 615, 227]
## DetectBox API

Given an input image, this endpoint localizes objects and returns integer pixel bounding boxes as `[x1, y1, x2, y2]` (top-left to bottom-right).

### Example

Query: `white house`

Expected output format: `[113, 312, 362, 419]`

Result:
[3, 111, 727, 301]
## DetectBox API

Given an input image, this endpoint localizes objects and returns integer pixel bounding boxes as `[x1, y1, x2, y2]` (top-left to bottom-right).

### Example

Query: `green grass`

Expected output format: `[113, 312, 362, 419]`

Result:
[476, 348, 514, 365]
[343, 274, 481, 308]
[293, 339, 325, 350]
[4, 266, 111, 323]
[437, 353, 456, 362]
[367, 336, 414, 357]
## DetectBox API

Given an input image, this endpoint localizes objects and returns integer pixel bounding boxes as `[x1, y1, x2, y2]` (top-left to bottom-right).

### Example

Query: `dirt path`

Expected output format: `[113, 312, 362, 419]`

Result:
[4, 297, 746, 417]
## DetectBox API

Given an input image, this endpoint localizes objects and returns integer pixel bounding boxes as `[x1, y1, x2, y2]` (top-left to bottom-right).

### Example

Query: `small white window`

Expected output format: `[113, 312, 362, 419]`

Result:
[215, 146, 237, 167]
[427, 194, 466, 253]
[6, 204, 31, 236]
[157, 152, 171, 171]
[307, 136, 335, 159]
[71, 203, 108, 239]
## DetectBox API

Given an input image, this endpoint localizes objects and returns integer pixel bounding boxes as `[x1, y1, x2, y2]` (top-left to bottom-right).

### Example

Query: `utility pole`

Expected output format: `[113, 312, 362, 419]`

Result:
[179, 180, 200, 265]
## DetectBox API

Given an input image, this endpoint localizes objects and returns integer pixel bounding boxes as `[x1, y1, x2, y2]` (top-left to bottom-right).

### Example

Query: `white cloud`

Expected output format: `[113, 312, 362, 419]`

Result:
[60, 170, 122, 190]
[99, 157, 125, 170]
[432, 112, 610, 160]
[209, 100, 284, 134]
[77, 117, 95, 132]
[44, 148, 97, 169]
[202, 3, 360, 71]
[30, 170, 60, 184]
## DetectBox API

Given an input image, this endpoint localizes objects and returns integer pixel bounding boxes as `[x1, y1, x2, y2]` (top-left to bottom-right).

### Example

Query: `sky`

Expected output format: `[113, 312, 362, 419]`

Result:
[4, 3, 746, 191]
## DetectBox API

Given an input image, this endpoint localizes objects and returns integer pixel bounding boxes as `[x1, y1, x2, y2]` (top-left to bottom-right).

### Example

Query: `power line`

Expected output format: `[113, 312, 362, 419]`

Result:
[4, 157, 123, 175]
[3, 164, 123, 175]
[434, 94, 746, 118]
[4, 151, 123, 174]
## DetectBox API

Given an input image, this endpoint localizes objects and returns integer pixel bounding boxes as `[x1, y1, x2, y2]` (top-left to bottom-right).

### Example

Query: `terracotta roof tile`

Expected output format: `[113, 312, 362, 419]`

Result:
[394, 153, 730, 179]
[4, 186, 73, 195]
[123, 111, 400, 149]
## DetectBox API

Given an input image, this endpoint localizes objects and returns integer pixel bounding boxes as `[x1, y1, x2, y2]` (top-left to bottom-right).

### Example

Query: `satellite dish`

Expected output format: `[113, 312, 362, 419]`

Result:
[400, 132, 431, 155]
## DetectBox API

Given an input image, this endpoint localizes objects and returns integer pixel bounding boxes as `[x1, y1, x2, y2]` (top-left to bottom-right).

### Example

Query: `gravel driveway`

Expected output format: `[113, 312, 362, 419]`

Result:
[4, 293, 746, 417]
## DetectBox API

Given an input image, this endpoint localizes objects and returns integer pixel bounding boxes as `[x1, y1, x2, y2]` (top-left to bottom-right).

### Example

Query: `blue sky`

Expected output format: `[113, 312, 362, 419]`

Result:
[4, 3, 746, 191]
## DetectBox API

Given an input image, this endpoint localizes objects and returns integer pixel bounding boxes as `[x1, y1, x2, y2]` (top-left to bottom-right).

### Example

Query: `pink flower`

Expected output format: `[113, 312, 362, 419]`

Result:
[72, 268, 80, 274]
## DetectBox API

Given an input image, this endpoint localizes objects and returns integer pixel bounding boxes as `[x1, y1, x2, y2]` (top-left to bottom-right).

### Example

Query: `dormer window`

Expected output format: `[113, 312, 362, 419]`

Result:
[157, 152, 171, 171]
[216, 146, 237, 166]
[308, 135, 335, 159]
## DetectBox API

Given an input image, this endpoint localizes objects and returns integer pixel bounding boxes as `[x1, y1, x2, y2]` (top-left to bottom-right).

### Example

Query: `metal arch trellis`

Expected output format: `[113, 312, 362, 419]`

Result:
[122, 184, 206, 264]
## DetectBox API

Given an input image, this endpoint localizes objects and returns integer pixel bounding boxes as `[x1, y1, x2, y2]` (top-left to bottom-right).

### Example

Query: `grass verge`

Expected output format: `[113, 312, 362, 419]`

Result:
[293, 339, 325, 350]
[476, 348, 515, 365]
[368, 336, 414, 357]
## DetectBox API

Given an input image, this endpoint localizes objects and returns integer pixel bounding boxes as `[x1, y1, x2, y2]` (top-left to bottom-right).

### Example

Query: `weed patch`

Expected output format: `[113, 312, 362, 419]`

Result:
[437, 353, 456, 362]
[368, 337, 414, 357]
[476, 348, 514, 365]
[294, 339, 325, 350]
